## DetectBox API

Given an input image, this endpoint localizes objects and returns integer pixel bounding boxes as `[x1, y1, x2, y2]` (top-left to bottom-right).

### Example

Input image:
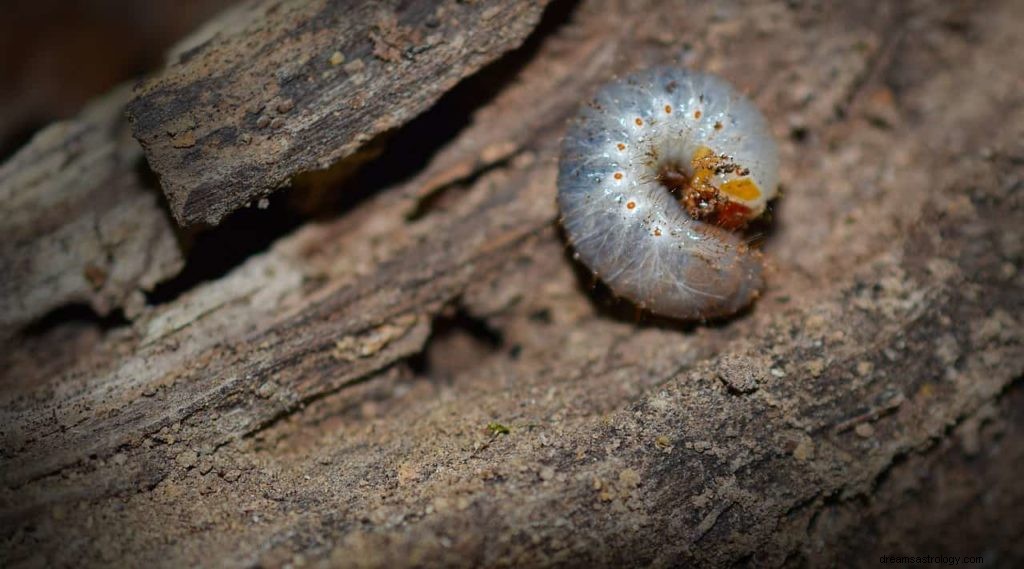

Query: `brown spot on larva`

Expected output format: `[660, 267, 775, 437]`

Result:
[664, 105, 672, 114]
[694, 110, 702, 119]
[626, 201, 636, 210]
[617, 143, 626, 151]
[614, 172, 623, 180]
[635, 117, 644, 126]
[654, 228, 662, 236]
[714, 121, 723, 130]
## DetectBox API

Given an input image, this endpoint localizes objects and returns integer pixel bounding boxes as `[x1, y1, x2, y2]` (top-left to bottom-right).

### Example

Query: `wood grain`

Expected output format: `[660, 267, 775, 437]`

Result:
[0, 86, 183, 337]
[2, 0, 1022, 566]
[127, 0, 550, 226]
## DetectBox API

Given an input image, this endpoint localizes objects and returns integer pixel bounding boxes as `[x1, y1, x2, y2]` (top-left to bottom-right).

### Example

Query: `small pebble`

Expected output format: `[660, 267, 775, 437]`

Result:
[343, 59, 366, 75]
[176, 449, 198, 470]
[854, 423, 875, 438]
[618, 468, 640, 489]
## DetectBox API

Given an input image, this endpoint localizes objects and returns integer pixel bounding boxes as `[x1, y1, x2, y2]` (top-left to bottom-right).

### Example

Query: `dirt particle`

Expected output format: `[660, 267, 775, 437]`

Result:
[171, 131, 196, 148]
[805, 358, 826, 378]
[343, 59, 366, 75]
[370, 12, 416, 63]
[176, 449, 198, 470]
[792, 438, 814, 461]
[717, 354, 765, 393]
[397, 462, 421, 485]
[804, 313, 828, 331]
[83, 264, 107, 289]
[255, 381, 277, 399]
[222, 469, 241, 482]
[481, 6, 502, 20]
[618, 468, 640, 489]
[854, 423, 875, 438]
[856, 360, 874, 376]
[935, 334, 960, 366]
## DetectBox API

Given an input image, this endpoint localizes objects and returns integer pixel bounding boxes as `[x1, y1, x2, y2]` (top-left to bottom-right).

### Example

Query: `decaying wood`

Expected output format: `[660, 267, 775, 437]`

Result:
[0, 86, 183, 337]
[2, 0, 1023, 567]
[127, 0, 550, 226]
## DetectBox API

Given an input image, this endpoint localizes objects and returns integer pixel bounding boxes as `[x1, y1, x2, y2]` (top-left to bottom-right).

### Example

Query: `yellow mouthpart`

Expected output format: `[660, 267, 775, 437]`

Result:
[720, 177, 761, 202]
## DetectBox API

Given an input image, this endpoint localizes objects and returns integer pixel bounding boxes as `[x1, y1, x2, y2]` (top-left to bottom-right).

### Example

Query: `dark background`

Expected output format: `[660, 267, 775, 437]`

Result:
[0, 0, 235, 159]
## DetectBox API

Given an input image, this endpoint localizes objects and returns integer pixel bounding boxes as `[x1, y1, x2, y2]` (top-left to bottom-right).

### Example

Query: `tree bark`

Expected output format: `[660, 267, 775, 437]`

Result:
[127, 0, 550, 226]
[0, 86, 183, 337]
[1, 0, 1022, 567]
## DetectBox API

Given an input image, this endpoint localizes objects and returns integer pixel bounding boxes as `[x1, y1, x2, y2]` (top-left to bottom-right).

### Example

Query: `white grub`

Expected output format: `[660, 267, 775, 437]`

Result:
[557, 68, 779, 319]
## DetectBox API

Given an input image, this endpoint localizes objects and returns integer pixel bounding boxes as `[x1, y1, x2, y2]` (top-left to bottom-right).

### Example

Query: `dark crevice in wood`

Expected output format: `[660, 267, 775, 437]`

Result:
[17, 303, 129, 338]
[145, 199, 305, 305]
[408, 305, 505, 380]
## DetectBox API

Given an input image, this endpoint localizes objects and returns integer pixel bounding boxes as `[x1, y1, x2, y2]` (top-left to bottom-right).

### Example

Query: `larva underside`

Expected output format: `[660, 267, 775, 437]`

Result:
[557, 67, 779, 319]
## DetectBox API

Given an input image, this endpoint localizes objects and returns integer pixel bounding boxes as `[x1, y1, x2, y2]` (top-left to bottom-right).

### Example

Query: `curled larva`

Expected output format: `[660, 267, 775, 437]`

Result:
[557, 67, 779, 319]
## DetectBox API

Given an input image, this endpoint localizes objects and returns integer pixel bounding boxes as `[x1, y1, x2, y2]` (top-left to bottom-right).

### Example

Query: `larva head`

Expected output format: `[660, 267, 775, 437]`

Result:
[649, 72, 779, 226]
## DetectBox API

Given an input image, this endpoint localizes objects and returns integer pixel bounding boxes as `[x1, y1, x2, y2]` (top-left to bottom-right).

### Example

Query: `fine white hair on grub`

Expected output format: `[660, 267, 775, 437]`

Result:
[557, 67, 779, 319]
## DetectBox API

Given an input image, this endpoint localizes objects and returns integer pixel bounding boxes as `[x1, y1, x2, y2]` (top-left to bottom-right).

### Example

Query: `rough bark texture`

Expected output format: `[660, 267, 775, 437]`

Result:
[127, 0, 550, 226]
[2, 0, 1023, 567]
[0, 86, 184, 337]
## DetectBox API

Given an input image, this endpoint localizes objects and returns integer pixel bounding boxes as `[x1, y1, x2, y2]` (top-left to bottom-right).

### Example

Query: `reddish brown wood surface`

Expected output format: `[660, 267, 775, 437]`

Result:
[2, 0, 1022, 567]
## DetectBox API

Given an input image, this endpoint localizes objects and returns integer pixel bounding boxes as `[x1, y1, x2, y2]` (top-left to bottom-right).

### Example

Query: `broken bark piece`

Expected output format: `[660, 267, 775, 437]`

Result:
[127, 0, 550, 226]
[0, 86, 184, 336]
